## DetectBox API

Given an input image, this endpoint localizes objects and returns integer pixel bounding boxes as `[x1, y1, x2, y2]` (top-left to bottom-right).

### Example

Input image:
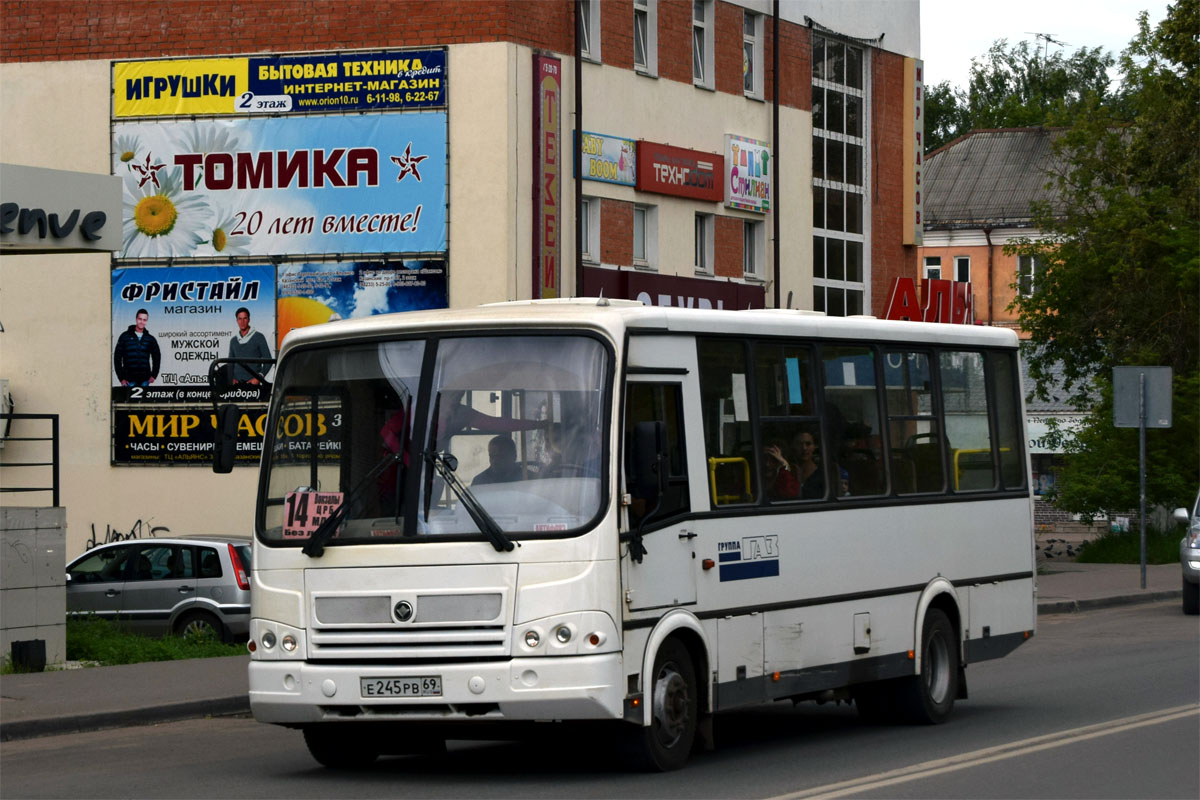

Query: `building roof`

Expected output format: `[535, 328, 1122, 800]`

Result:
[924, 128, 1070, 230]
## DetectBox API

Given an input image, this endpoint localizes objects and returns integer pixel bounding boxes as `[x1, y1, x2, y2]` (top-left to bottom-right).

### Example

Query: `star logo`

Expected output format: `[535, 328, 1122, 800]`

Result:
[389, 142, 428, 183]
[130, 152, 166, 189]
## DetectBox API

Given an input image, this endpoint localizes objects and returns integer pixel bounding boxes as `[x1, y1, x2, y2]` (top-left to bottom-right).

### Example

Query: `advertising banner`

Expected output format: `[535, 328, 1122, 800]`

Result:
[583, 267, 765, 310]
[577, 131, 636, 186]
[113, 113, 447, 258]
[725, 134, 771, 213]
[533, 55, 561, 299]
[277, 260, 448, 349]
[113, 50, 446, 117]
[113, 407, 271, 466]
[636, 141, 722, 201]
[112, 266, 276, 403]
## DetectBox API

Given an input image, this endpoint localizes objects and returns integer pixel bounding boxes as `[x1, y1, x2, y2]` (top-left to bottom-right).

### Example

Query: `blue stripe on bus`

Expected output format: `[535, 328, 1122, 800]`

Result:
[719, 560, 780, 581]
[718, 551, 741, 562]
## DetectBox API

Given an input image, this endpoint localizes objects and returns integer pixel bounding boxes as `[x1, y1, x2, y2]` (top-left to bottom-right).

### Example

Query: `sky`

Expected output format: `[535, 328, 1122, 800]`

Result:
[920, 0, 1172, 90]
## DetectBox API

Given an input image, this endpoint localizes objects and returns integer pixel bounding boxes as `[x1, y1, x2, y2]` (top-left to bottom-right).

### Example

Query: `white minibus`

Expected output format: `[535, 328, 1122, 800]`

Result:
[227, 298, 1036, 770]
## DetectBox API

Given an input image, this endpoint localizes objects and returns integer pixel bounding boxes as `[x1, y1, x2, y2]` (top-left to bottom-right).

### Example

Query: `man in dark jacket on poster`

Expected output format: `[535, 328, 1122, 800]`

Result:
[113, 308, 161, 386]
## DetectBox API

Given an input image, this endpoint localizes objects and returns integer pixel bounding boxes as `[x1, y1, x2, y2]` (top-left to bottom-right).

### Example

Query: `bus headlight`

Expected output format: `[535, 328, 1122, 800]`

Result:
[282, 635, 298, 652]
[524, 630, 541, 648]
[554, 625, 572, 644]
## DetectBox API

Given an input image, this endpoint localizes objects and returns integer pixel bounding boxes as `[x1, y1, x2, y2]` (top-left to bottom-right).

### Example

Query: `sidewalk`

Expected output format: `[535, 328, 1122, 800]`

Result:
[0, 563, 1183, 742]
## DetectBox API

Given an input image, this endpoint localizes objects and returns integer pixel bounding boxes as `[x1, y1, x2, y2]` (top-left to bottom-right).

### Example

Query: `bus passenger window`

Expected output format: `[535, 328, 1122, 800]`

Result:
[698, 339, 758, 506]
[885, 351, 945, 494]
[756, 343, 826, 501]
[940, 351, 996, 491]
[624, 383, 689, 526]
[990, 351, 1026, 489]
[822, 346, 886, 497]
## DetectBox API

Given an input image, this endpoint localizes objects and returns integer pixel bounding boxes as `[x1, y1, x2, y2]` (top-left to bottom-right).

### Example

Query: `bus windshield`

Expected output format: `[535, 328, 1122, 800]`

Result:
[260, 334, 610, 547]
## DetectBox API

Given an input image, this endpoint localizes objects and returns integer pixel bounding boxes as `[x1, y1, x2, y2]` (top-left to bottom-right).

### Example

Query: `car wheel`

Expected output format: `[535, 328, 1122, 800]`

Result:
[303, 725, 380, 768]
[623, 638, 698, 772]
[895, 608, 958, 724]
[1183, 576, 1199, 615]
[175, 610, 226, 642]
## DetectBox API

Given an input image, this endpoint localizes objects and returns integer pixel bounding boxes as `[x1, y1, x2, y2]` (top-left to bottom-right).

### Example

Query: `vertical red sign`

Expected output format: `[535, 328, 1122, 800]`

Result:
[533, 55, 561, 299]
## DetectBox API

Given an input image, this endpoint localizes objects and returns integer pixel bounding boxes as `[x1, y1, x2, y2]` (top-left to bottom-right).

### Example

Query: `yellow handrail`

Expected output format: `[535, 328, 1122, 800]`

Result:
[708, 456, 751, 506]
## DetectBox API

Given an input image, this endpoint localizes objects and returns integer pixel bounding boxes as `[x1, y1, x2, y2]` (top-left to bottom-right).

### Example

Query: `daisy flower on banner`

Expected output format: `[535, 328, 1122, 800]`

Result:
[112, 133, 143, 175]
[195, 207, 252, 256]
[121, 166, 210, 258]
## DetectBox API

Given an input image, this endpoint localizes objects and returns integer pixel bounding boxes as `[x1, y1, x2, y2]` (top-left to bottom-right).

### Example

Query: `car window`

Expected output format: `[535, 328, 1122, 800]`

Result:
[126, 544, 179, 582]
[198, 547, 223, 578]
[68, 546, 131, 583]
[173, 547, 195, 579]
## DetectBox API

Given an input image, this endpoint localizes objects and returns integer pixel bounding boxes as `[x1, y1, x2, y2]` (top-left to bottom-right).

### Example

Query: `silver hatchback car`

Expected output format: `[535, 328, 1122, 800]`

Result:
[66, 536, 251, 640]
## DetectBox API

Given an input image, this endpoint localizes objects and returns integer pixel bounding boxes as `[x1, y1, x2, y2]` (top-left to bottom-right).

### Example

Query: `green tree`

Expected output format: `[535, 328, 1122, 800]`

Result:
[1010, 2, 1199, 516]
[924, 39, 1116, 152]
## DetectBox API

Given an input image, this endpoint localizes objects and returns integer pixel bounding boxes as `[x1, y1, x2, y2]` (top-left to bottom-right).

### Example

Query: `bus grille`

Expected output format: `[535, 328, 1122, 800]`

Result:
[308, 625, 508, 659]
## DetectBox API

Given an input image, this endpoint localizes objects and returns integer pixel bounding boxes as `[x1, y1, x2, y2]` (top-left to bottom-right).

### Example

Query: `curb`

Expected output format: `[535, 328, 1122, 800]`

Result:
[0, 695, 249, 742]
[1037, 589, 1182, 615]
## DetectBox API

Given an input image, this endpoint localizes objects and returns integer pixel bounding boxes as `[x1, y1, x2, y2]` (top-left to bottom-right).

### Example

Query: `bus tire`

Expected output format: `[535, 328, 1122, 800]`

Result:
[626, 638, 698, 771]
[897, 608, 958, 724]
[303, 725, 380, 769]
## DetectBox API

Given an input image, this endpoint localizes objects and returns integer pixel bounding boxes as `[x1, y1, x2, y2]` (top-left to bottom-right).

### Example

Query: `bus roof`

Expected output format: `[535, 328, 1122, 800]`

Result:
[277, 297, 1019, 358]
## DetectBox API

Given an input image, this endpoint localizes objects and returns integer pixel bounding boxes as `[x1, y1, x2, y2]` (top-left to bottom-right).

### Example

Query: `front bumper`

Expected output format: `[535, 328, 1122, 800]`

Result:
[249, 653, 625, 724]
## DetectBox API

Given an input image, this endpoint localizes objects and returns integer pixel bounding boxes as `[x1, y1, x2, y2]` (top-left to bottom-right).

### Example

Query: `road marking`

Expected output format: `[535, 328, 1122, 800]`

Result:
[768, 704, 1199, 800]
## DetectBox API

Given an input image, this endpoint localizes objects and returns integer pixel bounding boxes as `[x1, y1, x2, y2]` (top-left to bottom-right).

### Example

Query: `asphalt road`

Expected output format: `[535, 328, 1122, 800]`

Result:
[2, 602, 1196, 800]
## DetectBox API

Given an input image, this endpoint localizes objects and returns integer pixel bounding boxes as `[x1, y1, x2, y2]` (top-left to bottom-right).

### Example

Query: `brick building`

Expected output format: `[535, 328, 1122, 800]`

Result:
[1, 1, 923, 554]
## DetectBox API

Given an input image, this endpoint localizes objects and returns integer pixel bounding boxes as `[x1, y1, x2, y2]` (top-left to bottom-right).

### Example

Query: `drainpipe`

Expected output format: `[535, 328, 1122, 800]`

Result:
[984, 227, 994, 325]
[772, 0, 780, 309]
[574, 0, 584, 297]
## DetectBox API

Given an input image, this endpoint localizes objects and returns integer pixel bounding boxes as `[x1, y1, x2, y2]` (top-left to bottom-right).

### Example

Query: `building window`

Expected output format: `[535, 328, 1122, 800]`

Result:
[695, 213, 713, 273]
[693, 0, 713, 89]
[581, 197, 600, 264]
[743, 220, 763, 278]
[633, 204, 657, 269]
[579, 0, 600, 63]
[743, 11, 762, 98]
[634, 0, 658, 76]
[955, 255, 971, 283]
[1018, 254, 1044, 297]
[812, 33, 868, 316]
[924, 256, 942, 280]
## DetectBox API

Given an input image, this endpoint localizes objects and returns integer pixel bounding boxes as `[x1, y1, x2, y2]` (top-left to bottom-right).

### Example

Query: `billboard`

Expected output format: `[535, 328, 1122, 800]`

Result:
[725, 134, 771, 213]
[113, 113, 447, 258]
[113, 50, 446, 117]
[111, 265, 276, 403]
[277, 260, 448, 349]
[578, 131, 636, 186]
[636, 141, 722, 201]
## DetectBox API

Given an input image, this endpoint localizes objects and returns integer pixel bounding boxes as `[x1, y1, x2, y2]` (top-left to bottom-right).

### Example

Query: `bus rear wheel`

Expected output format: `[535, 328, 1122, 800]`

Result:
[625, 638, 698, 771]
[896, 608, 958, 724]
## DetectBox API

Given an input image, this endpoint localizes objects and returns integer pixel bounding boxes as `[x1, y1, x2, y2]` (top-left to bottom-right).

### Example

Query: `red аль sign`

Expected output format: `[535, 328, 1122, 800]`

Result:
[884, 277, 975, 324]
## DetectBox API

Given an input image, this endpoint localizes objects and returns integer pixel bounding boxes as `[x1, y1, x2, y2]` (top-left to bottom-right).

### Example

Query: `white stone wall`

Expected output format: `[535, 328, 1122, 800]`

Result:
[1, 507, 67, 666]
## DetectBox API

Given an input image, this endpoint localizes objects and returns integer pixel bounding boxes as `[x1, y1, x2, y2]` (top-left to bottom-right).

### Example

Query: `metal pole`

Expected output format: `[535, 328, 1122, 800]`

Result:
[574, 0, 584, 297]
[1139, 371, 1147, 589]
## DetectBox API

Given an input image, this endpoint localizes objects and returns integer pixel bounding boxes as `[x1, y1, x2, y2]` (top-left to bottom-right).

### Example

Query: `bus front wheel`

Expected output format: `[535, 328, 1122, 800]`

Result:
[303, 725, 380, 769]
[897, 608, 958, 724]
[625, 638, 698, 771]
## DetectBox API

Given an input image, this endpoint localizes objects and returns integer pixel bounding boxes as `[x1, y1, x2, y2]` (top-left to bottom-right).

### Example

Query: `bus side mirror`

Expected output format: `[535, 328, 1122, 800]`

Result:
[631, 420, 667, 498]
[213, 403, 240, 474]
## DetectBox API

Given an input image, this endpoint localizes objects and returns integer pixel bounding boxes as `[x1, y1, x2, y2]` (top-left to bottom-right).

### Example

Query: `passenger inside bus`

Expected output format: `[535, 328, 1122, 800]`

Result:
[473, 435, 522, 485]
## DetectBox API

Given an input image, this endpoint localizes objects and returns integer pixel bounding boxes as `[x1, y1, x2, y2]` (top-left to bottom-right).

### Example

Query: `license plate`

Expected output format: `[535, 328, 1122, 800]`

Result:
[360, 676, 442, 698]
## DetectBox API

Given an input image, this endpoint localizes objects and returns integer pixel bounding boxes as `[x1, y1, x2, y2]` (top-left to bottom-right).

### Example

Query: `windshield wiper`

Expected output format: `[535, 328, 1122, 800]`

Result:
[302, 450, 400, 558]
[424, 450, 515, 552]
